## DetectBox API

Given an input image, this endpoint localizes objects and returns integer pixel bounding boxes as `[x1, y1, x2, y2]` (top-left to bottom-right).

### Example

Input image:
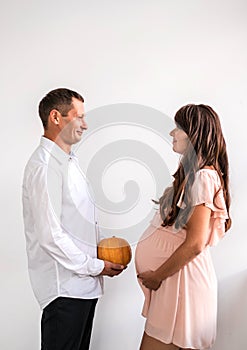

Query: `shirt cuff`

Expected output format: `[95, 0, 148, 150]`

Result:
[88, 258, 105, 276]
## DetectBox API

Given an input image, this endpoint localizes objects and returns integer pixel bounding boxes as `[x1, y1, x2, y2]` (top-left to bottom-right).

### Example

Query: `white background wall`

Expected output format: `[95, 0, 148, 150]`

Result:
[1, 0, 247, 349]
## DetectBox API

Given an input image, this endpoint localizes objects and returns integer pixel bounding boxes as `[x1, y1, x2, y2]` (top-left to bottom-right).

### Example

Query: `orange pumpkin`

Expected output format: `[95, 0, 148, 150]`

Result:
[97, 236, 132, 266]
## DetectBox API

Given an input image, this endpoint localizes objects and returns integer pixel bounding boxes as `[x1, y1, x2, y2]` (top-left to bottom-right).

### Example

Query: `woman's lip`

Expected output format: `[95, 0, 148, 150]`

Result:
[77, 131, 83, 135]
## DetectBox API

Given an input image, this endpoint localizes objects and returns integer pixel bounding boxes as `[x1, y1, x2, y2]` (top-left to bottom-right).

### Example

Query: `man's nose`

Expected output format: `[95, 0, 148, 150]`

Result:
[81, 120, 88, 130]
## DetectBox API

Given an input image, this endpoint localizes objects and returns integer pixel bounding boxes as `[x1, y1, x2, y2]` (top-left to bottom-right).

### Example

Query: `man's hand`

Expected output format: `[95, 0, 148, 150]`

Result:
[99, 261, 125, 277]
[137, 270, 162, 291]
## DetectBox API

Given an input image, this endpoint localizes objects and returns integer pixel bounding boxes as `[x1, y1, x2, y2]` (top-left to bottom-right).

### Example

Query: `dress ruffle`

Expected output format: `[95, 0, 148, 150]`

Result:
[156, 169, 228, 245]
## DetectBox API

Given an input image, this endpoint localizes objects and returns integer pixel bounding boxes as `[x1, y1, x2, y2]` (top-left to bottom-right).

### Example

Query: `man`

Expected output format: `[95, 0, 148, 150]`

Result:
[22, 88, 124, 350]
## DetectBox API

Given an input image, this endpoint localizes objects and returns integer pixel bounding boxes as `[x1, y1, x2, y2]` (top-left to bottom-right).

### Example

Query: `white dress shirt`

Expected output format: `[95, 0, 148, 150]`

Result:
[22, 137, 104, 309]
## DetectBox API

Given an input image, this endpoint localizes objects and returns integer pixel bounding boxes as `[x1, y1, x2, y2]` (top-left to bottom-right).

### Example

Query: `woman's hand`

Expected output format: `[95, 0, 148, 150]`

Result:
[137, 270, 162, 291]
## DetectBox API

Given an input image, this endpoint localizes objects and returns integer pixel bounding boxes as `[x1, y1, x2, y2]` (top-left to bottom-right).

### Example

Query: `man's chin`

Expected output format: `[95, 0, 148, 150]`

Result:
[74, 135, 82, 144]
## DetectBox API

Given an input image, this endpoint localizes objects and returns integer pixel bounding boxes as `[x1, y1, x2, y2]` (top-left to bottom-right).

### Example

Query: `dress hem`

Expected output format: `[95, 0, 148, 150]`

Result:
[144, 328, 214, 350]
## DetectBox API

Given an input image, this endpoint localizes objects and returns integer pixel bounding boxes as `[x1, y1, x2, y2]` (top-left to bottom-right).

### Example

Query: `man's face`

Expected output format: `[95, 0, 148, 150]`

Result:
[58, 97, 87, 146]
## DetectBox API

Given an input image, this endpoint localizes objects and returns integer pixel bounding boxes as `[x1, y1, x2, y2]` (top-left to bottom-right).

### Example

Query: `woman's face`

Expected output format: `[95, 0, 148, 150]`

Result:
[169, 126, 189, 154]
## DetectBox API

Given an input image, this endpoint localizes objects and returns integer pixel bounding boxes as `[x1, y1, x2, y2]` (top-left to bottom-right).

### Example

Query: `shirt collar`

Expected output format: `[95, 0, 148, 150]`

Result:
[40, 136, 77, 164]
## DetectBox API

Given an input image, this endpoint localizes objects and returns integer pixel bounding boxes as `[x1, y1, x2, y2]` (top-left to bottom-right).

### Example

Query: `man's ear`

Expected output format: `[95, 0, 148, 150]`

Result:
[49, 110, 60, 126]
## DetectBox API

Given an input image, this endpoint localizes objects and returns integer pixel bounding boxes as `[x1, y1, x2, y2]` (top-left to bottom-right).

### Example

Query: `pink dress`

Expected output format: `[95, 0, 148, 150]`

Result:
[135, 169, 228, 349]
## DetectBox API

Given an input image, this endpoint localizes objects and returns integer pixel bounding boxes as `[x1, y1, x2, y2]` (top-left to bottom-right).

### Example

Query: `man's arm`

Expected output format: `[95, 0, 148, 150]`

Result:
[24, 165, 124, 277]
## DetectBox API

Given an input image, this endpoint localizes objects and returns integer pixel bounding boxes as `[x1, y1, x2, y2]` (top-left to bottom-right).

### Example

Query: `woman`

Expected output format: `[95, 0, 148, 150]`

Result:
[135, 104, 231, 350]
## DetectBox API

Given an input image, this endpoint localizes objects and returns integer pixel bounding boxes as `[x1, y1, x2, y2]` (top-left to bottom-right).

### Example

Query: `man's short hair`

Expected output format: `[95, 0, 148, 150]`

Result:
[38, 88, 84, 129]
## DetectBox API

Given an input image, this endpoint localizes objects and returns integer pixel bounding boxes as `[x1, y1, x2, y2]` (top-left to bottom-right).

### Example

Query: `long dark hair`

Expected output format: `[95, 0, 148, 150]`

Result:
[159, 104, 231, 231]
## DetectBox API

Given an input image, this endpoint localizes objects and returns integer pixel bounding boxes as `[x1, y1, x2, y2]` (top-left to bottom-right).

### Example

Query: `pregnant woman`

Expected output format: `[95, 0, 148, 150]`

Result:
[135, 104, 231, 350]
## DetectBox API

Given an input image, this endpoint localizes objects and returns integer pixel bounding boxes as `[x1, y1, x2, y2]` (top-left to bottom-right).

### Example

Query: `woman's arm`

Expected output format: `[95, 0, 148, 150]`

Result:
[137, 204, 211, 290]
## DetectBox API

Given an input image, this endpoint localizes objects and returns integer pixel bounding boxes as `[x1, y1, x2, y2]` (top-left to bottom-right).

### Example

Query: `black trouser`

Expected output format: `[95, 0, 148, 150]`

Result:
[41, 297, 98, 350]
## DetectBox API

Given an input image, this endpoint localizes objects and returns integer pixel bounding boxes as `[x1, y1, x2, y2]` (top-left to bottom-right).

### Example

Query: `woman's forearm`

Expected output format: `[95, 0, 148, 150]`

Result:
[137, 241, 204, 291]
[155, 241, 202, 281]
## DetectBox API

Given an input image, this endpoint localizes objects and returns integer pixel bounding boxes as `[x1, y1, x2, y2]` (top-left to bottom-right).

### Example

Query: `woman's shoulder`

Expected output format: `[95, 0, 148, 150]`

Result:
[197, 166, 219, 175]
[189, 167, 223, 206]
[194, 168, 221, 187]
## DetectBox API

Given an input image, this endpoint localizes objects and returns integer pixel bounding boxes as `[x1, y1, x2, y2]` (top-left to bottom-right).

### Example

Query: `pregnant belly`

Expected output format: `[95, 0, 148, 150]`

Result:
[135, 225, 185, 274]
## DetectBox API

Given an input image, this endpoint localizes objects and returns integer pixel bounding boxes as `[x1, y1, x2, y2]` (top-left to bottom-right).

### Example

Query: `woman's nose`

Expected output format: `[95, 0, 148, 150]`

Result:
[169, 128, 175, 137]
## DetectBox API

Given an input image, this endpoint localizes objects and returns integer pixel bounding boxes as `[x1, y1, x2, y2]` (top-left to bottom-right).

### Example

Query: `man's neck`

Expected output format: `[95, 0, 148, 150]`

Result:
[43, 132, 71, 154]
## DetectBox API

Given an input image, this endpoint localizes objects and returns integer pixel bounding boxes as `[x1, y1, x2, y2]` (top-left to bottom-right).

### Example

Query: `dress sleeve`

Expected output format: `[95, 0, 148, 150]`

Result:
[189, 170, 229, 246]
